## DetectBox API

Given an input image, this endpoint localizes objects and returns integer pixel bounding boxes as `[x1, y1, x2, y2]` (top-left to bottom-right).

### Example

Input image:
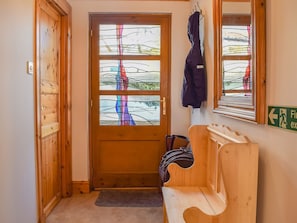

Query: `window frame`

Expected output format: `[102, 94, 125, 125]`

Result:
[213, 0, 266, 124]
[89, 13, 171, 127]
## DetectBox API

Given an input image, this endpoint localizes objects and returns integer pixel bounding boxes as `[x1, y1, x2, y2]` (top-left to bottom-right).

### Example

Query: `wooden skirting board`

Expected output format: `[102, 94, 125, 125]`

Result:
[72, 181, 90, 194]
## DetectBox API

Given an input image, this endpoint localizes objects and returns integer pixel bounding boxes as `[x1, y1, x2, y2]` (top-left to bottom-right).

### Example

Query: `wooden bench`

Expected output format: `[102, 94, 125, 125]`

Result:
[162, 124, 259, 223]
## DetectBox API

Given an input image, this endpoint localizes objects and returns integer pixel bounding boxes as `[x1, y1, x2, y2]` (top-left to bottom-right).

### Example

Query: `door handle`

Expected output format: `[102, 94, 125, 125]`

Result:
[160, 97, 166, 115]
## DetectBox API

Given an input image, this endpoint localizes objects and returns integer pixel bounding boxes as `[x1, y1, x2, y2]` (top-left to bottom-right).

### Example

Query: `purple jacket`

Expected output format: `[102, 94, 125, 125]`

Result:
[182, 11, 206, 108]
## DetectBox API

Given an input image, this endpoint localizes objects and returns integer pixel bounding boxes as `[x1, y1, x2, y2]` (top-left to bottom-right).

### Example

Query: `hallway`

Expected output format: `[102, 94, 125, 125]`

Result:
[46, 191, 163, 223]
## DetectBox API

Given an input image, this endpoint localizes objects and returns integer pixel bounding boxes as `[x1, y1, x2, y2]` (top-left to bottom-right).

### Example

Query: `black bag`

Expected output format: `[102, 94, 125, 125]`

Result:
[159, 135, 194, 183]
[165, 134, 189, 151]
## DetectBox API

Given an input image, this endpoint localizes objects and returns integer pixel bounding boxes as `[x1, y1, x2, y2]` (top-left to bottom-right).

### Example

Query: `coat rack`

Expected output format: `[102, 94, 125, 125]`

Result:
[191, 1, 204, 20]
[192, 1, 202, 14]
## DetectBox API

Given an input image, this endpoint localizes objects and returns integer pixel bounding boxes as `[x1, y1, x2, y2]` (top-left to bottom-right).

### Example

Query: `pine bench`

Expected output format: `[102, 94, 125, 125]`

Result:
[162, 124, 259, 223]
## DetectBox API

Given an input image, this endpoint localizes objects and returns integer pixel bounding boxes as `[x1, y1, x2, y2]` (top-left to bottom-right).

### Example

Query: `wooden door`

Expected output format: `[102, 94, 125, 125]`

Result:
[90, 14, 171, 188]
[35, 0, 72, 221]
[39, 0, 62, 216]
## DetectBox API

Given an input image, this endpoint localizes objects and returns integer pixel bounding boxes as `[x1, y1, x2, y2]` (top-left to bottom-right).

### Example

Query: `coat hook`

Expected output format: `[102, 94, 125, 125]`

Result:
[192, 1, 203, 15]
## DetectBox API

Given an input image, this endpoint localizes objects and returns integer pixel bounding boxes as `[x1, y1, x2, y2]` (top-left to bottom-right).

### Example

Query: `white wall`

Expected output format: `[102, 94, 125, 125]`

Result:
[70, 0, 297, 222]
[0, 0, 294, 222]
[0, 0, 37, 222]
[69, 0, 192, 181]
[193, 0, 297, 223]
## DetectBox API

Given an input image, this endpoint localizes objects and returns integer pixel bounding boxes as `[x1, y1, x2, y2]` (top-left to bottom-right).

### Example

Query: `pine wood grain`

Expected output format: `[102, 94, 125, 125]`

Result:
[162, 124, 259, 223]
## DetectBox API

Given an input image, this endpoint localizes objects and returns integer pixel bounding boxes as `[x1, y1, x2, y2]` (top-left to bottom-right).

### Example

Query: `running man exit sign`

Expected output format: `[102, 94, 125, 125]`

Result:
[268, 106, 297, 132]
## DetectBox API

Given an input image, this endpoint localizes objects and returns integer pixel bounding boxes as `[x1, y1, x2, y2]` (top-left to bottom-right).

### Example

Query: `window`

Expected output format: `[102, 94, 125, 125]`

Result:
[213, 0, 266, 123]
[90, 14, 171, 126]
[222, 15, 251, 97]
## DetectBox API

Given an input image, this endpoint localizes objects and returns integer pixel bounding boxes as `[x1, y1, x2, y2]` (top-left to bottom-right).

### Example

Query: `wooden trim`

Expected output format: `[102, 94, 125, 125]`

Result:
[222, 14, 251, 25]
[254, 0, 266, 124]
[59, 0, 73, 198]
[223, 0, 249, 2]
[222, 55, 251, 60]
[34, 1, 45, 221]
[43, 196, 61, 217]
[72, 181, 91, 194]
[113, 0, 187, 2]
[213, 0, 222, 109]
[35, 0, 72, 222]
[213, 0, 266, 124]
[47, 0, 71, 15]
[223, 89, 252, 94]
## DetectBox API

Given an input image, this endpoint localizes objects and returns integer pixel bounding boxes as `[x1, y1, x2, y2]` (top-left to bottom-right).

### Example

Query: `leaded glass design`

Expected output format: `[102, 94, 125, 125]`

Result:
[100, 60, 160, 91]
[222, 25, 251, 56]
[100, 95, 160, 126]
[100, 24, 160, 55]
[99, 24, 162, 126]
[222, 60, 251, 95]
[222, 25, 252, 95]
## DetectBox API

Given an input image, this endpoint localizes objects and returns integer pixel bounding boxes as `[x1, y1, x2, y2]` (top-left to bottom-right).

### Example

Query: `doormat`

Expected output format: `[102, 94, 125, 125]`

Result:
[95, 189, 163, 207]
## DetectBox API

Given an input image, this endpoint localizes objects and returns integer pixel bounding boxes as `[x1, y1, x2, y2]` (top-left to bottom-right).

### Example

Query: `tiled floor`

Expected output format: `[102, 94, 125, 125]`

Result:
[46, 191, 163, 223]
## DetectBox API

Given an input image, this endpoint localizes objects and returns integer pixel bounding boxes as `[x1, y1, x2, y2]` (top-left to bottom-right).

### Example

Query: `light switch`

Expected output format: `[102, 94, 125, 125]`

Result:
[26, 61, 34, 75]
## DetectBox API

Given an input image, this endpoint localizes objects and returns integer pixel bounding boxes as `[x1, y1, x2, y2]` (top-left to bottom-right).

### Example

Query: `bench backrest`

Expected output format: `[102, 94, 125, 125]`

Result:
[164, 124, 259, 222]
[206, 124, 252, 202]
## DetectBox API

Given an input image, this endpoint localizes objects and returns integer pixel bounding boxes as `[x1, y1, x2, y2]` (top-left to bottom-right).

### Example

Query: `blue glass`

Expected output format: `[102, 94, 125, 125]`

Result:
[100, 95, 160, 126]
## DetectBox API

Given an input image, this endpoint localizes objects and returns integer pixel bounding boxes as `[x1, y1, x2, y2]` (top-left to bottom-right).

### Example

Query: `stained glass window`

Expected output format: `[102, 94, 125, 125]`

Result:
[100, 60, 160, 91]
[98, 24, 162, 126]
[100, 25, 160, 55]
[222, 60, 250, 95]
[222, 24, 251, 95]
[222, 25, 250, 56]
[100, 95, 160, 126]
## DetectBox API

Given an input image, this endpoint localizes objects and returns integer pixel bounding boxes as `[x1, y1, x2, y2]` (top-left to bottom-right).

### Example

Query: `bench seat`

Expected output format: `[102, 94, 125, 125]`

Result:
[162, 186, 226, 223]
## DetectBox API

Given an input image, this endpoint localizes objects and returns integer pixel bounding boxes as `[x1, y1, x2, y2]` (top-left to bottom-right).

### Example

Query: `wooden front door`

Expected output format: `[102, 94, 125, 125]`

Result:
[35, 0, 72, 221]
[90, 14, 171, 188]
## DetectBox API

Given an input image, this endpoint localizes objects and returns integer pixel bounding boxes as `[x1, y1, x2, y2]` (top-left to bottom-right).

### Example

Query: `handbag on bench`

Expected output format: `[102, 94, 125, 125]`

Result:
[159, 135, 194, 183]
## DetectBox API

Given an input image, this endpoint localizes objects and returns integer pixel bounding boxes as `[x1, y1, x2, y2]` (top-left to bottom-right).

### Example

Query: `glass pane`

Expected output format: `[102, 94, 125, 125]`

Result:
[222, 25, 251, 56]
[100, 24, 160, 55]
[222, 60, 251, 95]
[100, 60, 160, 91]
[100, 95, 160, 126]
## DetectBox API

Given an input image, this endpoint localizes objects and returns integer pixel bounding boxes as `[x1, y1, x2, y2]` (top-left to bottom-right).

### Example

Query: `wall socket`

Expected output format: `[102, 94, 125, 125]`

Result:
[26, 61, 34, 75]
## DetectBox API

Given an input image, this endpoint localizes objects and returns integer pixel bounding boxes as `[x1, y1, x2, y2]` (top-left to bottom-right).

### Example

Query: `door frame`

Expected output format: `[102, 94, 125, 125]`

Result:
[88, 13, 172, 189]
[34, 0, 72, 222]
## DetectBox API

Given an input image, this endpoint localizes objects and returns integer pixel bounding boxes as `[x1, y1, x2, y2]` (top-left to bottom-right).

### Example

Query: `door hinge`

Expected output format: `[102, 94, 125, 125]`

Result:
[90, 29, 93, 37]
[90, 99, 93, 108]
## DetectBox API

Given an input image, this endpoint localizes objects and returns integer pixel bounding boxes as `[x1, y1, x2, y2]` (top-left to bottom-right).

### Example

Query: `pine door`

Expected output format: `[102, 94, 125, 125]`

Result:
[90, 14, 171, 188]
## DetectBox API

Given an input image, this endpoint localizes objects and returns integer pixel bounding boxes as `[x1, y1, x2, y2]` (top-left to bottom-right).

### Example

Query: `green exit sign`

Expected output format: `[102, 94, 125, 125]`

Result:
[268, 106, 297, 132]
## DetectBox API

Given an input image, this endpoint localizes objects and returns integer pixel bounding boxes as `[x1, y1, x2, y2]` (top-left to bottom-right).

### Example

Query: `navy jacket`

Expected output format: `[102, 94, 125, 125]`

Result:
[182, 11, 206, 108]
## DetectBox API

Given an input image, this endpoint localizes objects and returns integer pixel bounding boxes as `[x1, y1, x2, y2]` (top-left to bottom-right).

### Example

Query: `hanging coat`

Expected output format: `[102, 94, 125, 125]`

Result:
[182, 11, 206, 108]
